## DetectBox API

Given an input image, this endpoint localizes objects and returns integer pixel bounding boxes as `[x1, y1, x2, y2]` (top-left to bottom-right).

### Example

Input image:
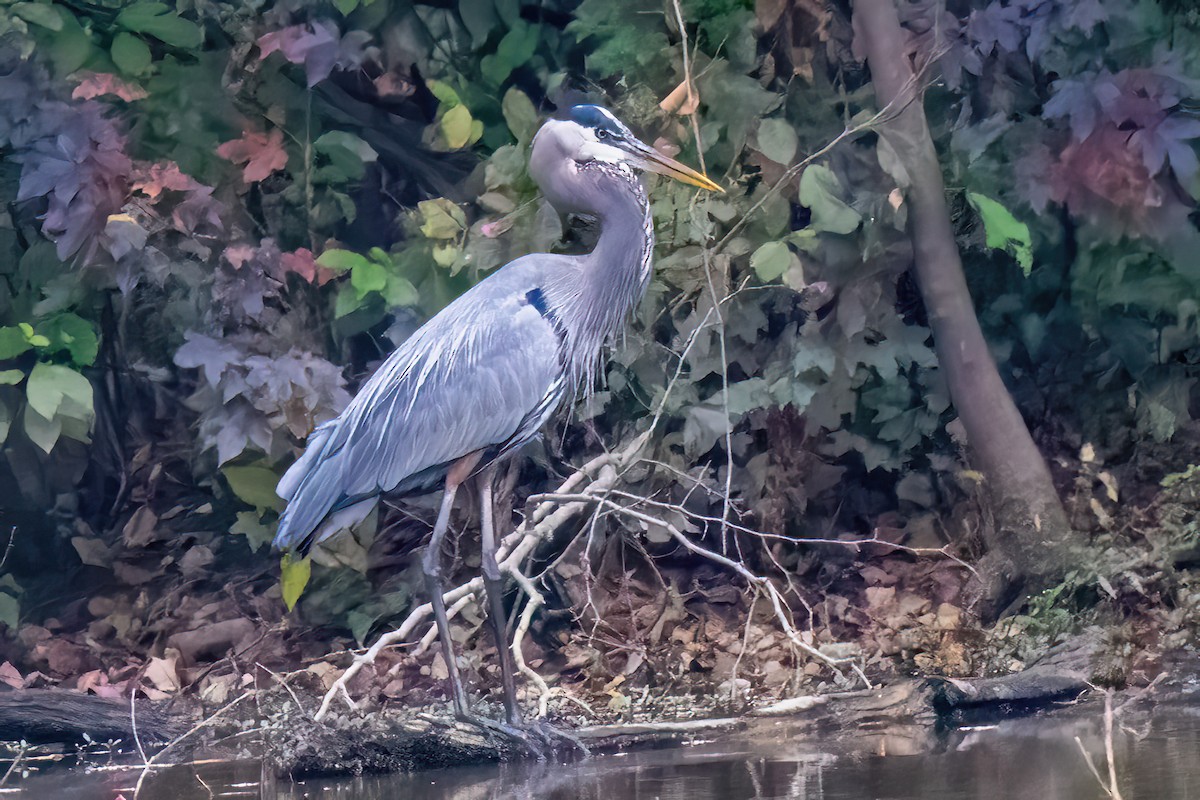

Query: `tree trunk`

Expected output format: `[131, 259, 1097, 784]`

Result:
[852, 0, 1073, 614]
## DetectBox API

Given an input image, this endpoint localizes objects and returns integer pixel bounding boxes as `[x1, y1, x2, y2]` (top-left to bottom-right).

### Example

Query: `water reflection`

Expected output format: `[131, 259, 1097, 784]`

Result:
[17, 706, 1200, 799]
[275, 709, 1199, 800]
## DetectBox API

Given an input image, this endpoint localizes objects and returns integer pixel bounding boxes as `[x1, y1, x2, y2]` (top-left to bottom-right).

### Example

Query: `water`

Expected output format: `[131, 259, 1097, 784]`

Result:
[16, 706, 1200, 799]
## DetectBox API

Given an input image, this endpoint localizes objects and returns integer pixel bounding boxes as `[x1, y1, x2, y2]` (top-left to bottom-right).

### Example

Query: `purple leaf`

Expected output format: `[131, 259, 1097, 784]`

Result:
[257, 20, 368, 88]
[175, 332, 240, 388]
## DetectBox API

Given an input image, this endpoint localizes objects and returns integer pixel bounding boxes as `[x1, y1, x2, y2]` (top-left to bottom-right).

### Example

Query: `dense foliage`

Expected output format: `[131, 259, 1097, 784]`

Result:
[0, 0, 1197, 676]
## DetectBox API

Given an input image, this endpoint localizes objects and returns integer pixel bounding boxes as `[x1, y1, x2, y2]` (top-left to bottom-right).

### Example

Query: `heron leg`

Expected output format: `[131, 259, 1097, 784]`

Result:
[479, 463, 522, 726]
[422, 451, 483, 719]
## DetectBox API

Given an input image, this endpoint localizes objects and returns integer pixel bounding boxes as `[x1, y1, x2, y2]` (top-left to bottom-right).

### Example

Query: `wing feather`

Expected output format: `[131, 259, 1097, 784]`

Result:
[274, 260, 566, 552]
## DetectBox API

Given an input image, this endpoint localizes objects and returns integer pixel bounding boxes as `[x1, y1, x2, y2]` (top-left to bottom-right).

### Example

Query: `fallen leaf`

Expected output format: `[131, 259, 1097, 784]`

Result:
[200, 673, 236, 704]
[865, 585, 896, 611]
[429, 652, 448, 681]
[168, 618, 256, 663]
[144, 656, 180, 693]
[122, 506, 161, 548]
[179, 545, 214, 578]
[306, 661, 343, 691]
[1098, 470, 1119, 502]
[113, 560, 158, 586]
[0, 662, 22, 689]
[935, 603, 961, 629]
[1090, 498, 1114, 528]
[72, 536, 113, 567]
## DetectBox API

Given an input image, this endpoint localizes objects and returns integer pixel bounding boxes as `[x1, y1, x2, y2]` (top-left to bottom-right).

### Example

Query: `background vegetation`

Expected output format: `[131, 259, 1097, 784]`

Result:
[0, 0, 1197, 705]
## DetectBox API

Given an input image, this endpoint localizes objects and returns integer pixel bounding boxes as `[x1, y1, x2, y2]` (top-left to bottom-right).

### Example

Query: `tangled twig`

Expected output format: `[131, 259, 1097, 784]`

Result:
[312, 434, 650, 722]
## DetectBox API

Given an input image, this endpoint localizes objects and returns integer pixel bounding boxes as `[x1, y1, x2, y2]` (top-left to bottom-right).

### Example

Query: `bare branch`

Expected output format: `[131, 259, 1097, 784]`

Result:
[312, 435, 651, 722]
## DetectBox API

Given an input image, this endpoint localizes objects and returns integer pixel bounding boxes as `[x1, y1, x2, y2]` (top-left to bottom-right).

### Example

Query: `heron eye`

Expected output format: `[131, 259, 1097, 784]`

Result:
[596, 128, 611, 140]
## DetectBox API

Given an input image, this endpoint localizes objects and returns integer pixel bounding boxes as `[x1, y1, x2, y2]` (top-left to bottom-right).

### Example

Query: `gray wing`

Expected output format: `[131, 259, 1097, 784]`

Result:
[274, 260, 565, 552]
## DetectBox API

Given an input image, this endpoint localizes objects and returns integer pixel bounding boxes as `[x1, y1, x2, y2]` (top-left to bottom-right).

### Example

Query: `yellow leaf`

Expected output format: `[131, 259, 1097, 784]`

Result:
[280, 553, 311, 612]
[440, 104, 474, 149]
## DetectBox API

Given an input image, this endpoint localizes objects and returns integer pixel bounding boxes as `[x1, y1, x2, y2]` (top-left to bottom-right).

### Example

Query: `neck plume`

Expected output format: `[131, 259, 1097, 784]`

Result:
[547, 162, 654, 396]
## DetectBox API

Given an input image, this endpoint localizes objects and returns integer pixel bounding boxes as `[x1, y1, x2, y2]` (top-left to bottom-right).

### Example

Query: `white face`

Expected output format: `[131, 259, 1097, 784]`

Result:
[532, 118, 631, 167]
[530, 108, 721, 204]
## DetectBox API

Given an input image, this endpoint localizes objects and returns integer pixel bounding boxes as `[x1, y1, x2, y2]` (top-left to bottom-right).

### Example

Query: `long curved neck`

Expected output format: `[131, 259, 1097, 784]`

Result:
[548, 164, 654, 394]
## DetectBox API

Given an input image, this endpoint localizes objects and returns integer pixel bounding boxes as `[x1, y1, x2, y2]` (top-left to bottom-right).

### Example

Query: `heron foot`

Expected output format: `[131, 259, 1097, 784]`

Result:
[452, 712, 589, 760]
[525, 719, 591, 757]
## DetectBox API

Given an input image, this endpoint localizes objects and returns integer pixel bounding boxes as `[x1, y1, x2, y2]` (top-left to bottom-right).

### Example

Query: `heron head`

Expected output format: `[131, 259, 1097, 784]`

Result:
[530, 105, 722, 207]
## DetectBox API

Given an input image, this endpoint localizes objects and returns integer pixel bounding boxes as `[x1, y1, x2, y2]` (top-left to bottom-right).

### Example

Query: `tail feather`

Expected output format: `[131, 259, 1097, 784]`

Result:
[273, 422, 356, 553]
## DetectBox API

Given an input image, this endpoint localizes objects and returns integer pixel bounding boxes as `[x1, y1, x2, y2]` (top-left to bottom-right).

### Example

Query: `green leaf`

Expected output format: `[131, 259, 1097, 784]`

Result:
[351, 261, 388, 299]
[280, 553, 311, 611]
[334, 284, 361, 318]
[799, 164, 861, 235]
[0, 370, 23, 386]
[315, 131, 377, 163]
[112, 32, 152, 76]
[25, 363, 93, 424]
[23, 405, 61, 454]
[427, 80, 461, 107]
[231, 511, 274, 552]
[756, 119, 798, 164]
[432, 242, 458, 269]
[502, 87, 539, 144]
[316, 249, 370, 273]
[333, 0, 360, 14]
[440, 104, 474, 150]
[116, 2, 202, 48]
[12, 2, 63, 30]
[40, 314, 99, 366]
[382, 275, 419, 307]
[966, 192, 1033, 276]
[567, 0, 670, 81]
[0, 328, 32, 360]
[482, 21, 539, 84]
[0, 592, 18, 631]
[47, 8, 92, 76]
[222, 465, 283, 512]
[750, 241, 793, 282]
[418, 199, 466, 239]
[0, 400, 10, 446]
[346, 609, 377, 645]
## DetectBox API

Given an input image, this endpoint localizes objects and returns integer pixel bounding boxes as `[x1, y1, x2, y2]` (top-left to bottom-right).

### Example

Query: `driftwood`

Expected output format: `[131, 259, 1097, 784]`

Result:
[0, 690, 177, 745]
[930, 667, 1090, 714]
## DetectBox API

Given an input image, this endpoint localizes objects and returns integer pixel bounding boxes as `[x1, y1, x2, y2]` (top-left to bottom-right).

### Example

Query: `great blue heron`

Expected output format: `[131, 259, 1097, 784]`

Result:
[273, 105, 721, 734]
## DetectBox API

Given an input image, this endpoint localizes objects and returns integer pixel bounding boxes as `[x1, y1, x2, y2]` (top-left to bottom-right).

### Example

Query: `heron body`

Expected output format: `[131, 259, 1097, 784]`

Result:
[273, 105, 719, 733]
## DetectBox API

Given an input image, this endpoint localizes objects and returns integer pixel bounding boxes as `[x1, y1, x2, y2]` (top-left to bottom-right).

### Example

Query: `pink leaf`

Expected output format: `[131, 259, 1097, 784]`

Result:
[279, 247, 335, 285]
[132, 161, 201, 199]
[216, 129, 288, 183]
[72, 73, 148, 102]
[223, 243, 257, 270]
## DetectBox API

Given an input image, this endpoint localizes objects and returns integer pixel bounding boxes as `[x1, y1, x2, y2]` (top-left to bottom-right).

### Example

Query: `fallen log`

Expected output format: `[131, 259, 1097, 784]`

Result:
[929, 667, 1090, 715]
[0, 690, 177, 745]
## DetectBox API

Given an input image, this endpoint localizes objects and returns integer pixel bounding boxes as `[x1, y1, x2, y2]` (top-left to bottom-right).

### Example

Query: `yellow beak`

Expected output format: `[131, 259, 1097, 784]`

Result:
[630, 141, 724, 193]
